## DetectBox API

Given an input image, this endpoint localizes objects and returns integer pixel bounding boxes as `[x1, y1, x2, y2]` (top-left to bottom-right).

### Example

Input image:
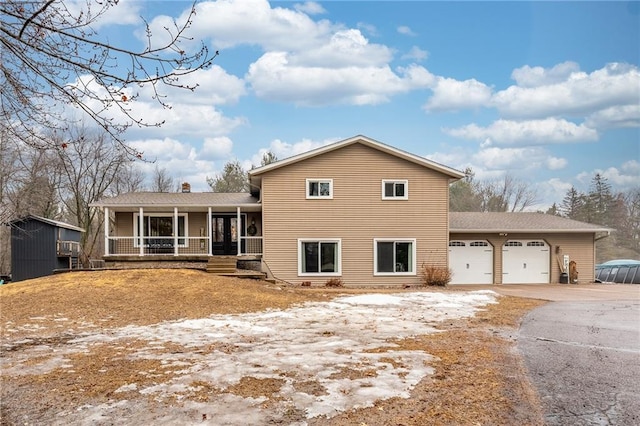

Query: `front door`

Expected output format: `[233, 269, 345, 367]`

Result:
[212, 215, 243, 255]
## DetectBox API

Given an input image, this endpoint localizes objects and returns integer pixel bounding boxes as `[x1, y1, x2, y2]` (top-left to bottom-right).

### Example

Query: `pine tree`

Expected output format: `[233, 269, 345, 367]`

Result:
[560, 186, 585, 220]
[588, 173, 614, 226]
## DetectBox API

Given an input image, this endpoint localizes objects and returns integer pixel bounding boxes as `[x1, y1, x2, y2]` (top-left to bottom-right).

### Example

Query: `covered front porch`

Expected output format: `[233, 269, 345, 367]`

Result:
[92, 192, 263, 259]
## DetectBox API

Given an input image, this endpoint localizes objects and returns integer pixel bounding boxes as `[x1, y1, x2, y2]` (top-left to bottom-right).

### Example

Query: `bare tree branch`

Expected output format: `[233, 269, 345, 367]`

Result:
[1, 0, 217, 156]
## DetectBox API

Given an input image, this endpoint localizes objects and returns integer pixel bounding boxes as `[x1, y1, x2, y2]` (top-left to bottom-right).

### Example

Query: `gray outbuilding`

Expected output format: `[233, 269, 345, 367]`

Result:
[10, 215, 84, 282]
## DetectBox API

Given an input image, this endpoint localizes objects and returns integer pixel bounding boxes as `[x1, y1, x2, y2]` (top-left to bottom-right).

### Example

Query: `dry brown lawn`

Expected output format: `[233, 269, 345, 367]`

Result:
[0, 269, 546, 425]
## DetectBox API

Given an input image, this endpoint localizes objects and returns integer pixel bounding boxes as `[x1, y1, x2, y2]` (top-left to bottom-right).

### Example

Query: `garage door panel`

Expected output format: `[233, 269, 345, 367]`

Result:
[449, 241, 493, 284]
[502, 240, 550, 284]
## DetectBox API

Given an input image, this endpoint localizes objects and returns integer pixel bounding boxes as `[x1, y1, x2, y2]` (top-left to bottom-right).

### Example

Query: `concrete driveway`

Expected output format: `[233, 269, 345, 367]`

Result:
[498, 284, 640, 425]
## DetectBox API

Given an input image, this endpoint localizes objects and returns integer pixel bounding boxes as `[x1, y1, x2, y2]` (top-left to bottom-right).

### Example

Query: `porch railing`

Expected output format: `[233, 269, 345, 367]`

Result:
[105, 236, 263, 256]
[240, 236, 263, 255]
[57, 240, 80, 257]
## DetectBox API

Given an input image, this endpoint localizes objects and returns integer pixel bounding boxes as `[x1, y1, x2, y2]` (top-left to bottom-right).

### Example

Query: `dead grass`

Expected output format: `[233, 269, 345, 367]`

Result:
[1, 269, 546, 425]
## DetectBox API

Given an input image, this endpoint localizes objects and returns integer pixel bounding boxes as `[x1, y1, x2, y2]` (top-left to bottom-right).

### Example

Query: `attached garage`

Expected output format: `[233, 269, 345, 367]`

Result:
[502, 240, 550, 284]
[449, 240, 493, 284]
[449, 212, 610, 285]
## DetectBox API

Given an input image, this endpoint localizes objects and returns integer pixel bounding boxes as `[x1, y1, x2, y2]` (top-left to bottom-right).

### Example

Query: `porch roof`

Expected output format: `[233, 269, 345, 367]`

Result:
[91, 192, 260, 211]
[450, 212, 611, 234]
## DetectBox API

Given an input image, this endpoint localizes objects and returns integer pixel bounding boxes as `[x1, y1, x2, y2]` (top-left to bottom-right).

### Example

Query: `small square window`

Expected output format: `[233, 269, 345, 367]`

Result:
[306, 179, 333, 199]
[382, 180, 408, 200]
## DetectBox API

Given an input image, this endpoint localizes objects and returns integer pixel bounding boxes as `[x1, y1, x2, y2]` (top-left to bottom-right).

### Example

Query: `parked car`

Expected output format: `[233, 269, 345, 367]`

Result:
[595, 259, 640, 284]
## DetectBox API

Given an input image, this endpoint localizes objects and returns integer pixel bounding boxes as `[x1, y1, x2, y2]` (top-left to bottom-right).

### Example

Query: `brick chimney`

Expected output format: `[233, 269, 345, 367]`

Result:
[181, 182, 191, 193]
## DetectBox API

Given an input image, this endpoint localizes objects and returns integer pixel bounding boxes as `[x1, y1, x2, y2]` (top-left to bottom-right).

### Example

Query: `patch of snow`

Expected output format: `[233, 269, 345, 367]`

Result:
[5, 290, 497, 424]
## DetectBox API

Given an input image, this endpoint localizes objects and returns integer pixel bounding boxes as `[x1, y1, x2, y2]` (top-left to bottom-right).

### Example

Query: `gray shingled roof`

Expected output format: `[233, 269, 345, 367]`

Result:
[450, 212, 610, 233]
[91, 192, 259, 207]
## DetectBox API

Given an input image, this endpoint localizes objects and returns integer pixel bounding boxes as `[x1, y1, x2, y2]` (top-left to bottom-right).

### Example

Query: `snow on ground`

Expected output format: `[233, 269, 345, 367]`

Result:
[4, 290, 497, 425]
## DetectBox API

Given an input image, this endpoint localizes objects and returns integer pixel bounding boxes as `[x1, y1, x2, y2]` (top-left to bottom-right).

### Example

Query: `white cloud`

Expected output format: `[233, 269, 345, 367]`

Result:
[397, 25, 416, 36]
[597, 161, 640, 188]
[492, 63, 640, 119]
[511, 61, 580, 88]
[424, 77, 492, 111]
[293, 1, 326, 15]
[445, 118, 599, 145]
[472, 146, 551, 170]
[585, 104, 640, 129]
[65, 0, 142, 29]
[402, 46, 429, 62]
[546, 156, 568, 171]
[129, 138, 195, 162]
[175, 0, 336, 51]
[201, 137, 234, 159]
[267, 137, 338, 159]
[246, 52, 432, 106]
[290, 29, 393, 68]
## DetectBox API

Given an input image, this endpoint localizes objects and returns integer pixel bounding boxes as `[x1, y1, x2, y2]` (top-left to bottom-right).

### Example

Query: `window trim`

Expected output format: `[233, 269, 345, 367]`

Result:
[381, 179, 408, 200]
[133, 213, 189, 247]
[306, 178, 334, 199]
[373, 238, 417, 276]
[297, 238, 342, 276]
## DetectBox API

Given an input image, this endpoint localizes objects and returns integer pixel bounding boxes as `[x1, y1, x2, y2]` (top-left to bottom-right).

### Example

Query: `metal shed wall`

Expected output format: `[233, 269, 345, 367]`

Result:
[10, 218, 82, 282]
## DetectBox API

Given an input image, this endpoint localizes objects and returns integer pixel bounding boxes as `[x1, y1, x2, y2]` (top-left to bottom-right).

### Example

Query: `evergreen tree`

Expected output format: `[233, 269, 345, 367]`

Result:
[449, 167, 482, 212]
[207, 160, 248, 192]
[588, 173, 615, 226]
[560, 186, 585, 220]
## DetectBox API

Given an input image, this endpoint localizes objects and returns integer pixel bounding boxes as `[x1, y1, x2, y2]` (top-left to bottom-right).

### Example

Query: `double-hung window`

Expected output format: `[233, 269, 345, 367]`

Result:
[298, 239, 341, 276]
[382, 180, 408, 200]
[306, 179, 333, 199]
[374, 238, 416, 275]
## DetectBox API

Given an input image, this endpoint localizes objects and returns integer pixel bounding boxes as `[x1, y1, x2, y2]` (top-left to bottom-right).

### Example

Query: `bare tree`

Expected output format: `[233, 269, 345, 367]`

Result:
[110, 162, 146, 195]
[1, 0, 217, 155]
[53, 126, 131, 264]
[150, 165, 176, 192]
[477, 174, 538, 212]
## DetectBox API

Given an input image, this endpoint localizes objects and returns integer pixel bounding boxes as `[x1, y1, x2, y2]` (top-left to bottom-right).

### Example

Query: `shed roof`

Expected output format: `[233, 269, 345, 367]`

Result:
[90, 192, 259, 208]
[10, 215, 85, 233]
[450, 212, 611, 234]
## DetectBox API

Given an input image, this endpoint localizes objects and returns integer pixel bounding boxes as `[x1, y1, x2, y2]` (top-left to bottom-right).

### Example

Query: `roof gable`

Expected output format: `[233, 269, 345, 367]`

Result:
[250, 135, 465, 180]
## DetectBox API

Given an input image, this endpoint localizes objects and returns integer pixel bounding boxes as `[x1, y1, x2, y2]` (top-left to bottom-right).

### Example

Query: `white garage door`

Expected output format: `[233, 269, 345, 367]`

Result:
[502, 240, 550, 284]
[449, 241, 494, 284]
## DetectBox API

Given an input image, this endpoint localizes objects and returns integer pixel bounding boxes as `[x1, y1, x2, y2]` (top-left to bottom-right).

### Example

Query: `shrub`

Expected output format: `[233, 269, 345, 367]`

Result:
[324, 278, 344, 288]
[420, 263, 452, 287]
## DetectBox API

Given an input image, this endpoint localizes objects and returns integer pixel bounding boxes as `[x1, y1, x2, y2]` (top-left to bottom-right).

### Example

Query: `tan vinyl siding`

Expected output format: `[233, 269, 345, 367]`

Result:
[262, 143, 451, 287]
[450, 232, 597, 284]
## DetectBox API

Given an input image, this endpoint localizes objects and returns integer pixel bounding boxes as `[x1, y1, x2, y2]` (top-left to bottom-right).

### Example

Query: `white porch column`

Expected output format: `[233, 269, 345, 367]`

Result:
[174, 207, 179, 256]
[207, 207, 212, 255]
[139, 207, 144, 256]
[103, 207, 110, 256]
[236, 206, 241, 256]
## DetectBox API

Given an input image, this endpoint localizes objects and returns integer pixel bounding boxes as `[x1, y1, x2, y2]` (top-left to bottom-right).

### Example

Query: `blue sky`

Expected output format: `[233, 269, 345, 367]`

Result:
[88, 1, 639, 208]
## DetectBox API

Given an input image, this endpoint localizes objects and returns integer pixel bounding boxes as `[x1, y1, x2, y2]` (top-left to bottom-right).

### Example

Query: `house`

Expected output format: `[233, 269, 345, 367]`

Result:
[10, 215, 84, 282]
[91, 135, 610, 286]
